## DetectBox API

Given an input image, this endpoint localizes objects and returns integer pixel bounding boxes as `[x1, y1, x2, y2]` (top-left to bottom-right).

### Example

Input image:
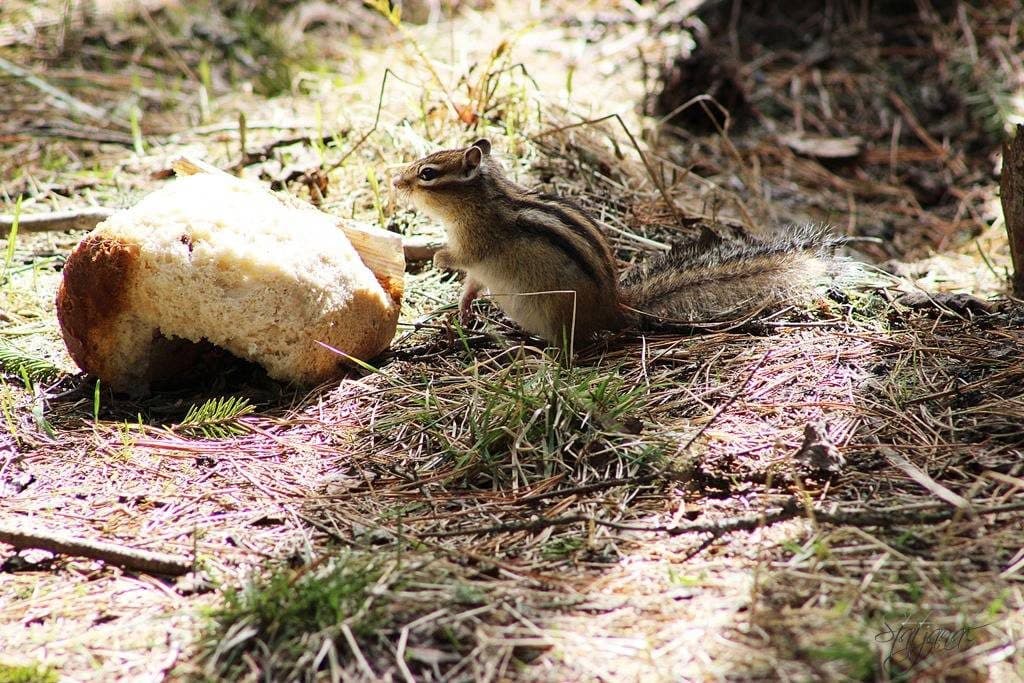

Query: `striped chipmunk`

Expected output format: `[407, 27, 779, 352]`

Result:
[391, 138, 841, 346]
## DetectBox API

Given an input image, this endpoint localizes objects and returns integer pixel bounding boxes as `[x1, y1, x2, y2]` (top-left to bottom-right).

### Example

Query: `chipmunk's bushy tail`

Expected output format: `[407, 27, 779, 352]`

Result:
[620, 225, 846, 325]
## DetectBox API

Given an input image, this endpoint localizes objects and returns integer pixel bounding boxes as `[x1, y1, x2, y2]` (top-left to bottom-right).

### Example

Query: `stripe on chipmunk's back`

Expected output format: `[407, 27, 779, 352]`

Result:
[511, 201, 615, 285]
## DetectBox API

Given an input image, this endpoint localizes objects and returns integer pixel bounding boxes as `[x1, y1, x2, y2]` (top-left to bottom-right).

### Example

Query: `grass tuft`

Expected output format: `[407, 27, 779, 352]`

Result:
[371, 352, 665, 489]
[1, 195, 21, 286]
[197, 554, 389, 681]
[808, 633, 878, 682]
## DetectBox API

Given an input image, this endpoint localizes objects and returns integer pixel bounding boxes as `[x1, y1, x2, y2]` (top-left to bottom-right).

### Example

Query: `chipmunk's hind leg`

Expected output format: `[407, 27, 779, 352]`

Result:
[459, 276, 483, 324]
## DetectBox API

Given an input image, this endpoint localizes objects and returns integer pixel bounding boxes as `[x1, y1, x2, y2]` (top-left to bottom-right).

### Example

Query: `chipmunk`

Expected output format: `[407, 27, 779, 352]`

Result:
[392, 139, 839, 345]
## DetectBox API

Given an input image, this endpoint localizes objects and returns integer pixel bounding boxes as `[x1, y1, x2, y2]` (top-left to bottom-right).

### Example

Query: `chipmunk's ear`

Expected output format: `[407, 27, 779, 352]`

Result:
[462, 145, 484, 176]
[471, 138, 491, 155]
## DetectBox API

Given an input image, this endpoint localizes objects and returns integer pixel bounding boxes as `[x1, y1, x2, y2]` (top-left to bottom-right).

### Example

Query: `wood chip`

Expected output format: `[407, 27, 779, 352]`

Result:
[779, 133, 864, 159]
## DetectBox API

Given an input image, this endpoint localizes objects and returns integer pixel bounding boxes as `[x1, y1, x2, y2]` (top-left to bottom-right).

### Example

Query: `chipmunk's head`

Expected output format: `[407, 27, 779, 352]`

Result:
[392, 139, 493, 219]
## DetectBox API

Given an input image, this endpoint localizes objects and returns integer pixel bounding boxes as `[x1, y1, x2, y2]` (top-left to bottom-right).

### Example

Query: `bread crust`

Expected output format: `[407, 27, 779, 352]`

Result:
[56, 234, 140, 383]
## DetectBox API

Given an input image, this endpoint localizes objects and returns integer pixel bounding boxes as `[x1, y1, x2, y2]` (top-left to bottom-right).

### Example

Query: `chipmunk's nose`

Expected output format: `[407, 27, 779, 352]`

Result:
[390, 174, 404, 189]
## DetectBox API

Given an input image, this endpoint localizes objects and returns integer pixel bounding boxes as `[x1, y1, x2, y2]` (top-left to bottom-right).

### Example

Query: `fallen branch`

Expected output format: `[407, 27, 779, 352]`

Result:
[415, 504, 798, 539]
[0, 519, 193, 576]
[1, 208, 114, 236]
[416, 499, 1024, 539]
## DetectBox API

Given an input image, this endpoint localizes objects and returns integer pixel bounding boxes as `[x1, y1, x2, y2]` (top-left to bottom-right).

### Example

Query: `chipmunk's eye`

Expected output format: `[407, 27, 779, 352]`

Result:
[418, 167, 439, 181]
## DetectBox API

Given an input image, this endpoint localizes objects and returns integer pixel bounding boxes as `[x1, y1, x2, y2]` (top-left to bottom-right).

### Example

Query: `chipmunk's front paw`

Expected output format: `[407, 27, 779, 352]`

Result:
[433, 248, 454, 271]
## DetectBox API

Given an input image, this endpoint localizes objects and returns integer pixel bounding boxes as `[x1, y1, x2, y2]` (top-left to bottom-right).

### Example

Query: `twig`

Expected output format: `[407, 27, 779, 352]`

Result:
[1, 207, 113, 236]
[395, 627, 415, 683]
[340, 623, 376, 679]
[230, 134, 341, 170]
[0, 519, 193, 575]
[326, 68, 399, 173]
[5, 123, 135, 145]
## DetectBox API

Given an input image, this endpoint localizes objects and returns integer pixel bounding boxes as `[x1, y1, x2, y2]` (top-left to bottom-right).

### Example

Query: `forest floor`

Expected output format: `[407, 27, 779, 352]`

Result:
[1, 1, 1023, 681]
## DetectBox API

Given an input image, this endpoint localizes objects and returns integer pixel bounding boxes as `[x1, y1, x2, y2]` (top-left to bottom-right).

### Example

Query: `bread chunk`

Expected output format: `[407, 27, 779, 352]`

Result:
[56, 174, 401, 391]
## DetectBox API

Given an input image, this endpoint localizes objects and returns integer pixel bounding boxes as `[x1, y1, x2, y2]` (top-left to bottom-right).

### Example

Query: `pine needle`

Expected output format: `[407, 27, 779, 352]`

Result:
[174, 396, 255, 439]
[0, 342, 65, 384]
